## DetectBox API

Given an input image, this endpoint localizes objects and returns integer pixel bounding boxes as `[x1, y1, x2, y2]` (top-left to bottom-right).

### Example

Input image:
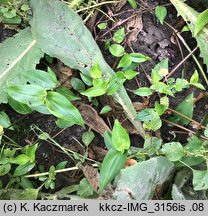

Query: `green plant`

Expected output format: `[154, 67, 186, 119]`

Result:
[0, 0, 30, 24]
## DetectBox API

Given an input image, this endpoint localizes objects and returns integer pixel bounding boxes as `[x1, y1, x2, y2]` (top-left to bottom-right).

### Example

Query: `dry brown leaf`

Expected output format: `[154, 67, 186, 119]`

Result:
[79, 164, 99, 193]
[77, 102, 111, 136]
[126, 14, 143, 43]
[114, 0, 127, 11]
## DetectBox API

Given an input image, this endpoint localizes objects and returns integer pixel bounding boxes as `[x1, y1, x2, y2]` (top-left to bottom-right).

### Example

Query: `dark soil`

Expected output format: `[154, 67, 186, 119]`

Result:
[0, 0, 207, 194]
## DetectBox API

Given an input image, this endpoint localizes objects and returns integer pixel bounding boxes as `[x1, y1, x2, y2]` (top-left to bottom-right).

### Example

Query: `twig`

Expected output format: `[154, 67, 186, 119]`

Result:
[163, 47, 198, 81]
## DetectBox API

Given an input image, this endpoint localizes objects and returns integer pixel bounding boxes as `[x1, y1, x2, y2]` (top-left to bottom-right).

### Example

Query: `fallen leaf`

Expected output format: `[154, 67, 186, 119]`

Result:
[114, 0, 127, 11]
[76, 102, 111, 136]
[126, 14, 143, 43]
[79, 164, 99, 193]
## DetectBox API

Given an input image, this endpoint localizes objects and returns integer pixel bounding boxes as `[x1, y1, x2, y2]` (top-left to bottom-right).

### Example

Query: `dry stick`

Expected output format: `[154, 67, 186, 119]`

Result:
[163, 46, 198, 82]
[168, 108, 206, 129]
[97, 13, 137, 39]
[162, 118, 208, 141]
[165, 22, 208, 86]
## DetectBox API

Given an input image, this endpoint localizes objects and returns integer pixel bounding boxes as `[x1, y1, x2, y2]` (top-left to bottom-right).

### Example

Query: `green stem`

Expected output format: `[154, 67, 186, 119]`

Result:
[75, 1, 119, 13]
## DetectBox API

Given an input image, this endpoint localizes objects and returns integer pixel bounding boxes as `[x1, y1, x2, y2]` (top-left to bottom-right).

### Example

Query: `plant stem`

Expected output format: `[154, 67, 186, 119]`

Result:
[165, 22, 208, 86]
[76, 1, 119, 13]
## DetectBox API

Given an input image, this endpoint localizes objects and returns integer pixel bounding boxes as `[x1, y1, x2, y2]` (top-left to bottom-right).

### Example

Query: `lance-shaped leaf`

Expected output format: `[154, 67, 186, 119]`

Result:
[30, 0, 145, 138]
[170, 0, 208, 70]
[0, 28, 44, 104]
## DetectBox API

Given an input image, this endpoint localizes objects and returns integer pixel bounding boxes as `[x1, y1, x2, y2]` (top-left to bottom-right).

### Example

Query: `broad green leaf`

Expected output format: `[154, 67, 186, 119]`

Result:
[169, 93, 194, 126]
[56, 86, 80, 101]
[143, 110, 162, 131]
[107, 72, 126, 95]
[151, 70, 162, 83]
[134, 87, 152, 97]
[129, 53, 150, 63]
[77, 178, 95, 197]
[162, 142, 184, 162]
[13, 162, 35, 177]
[90, 62, 102, 79]
[80, 73, 93, 86]
[46, 92, 84, 127]
[0, 164, 11, 176]
[175, 78, 189, 92]
[23, 69, 58, 89]
[181, 25, 190, 33]
[185, 135, 203, 152]
[100, 105, 112, 114]
[191, 83, 205, 90]
[32, 104, 51, 115]
[155, 101, 167, 116]
[104, 131, 113, 150]
[193, 170, 208, 190]
[0, 111, 13, 130]
[127, 0, 137, 9]
[114, 157, 174, 200]
[8, 97, 32, 114]
[117, 54, 132, 68]
[56, 118, 75, 128]
[97, 22, 107, 30]
[153, 59, 169, 75]
[135, 108, 154, 121]
[17, 188, 39, 200]
[10, 154, 30, 165]
[0, 29, 43, 103]
[170, 0, 208, 70]
[190, 70, 199, 84]
[109, 44, 125, 57]
[82, 131, 94, 147]
[23, 144, 38, 163]
[194, 9, 208, 36]
[99, 148, 127, 192]
[7, 85, 47, 107]
[30, 0, 145, 138]
[113, 28, 125, 44]
[81, 79, 108, 97]
[155, 6, 167, 25]
[112, 120, 130, 152]
[124, 69, 138, 80]
[71, 77, 85, 92]
[151, 82, 174, 96]
[56, 161, 68, 170]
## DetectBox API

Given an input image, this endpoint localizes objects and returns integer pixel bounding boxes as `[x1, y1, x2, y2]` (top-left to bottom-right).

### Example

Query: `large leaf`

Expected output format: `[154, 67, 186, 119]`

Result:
[0, 28, 43, 103]
[113, 157, 174, 200]
[170, 0, 208, 70]
[169, 93, 194, 126]
[30, 0, 145, 137]
[46, 92, 84, 127]
[99, 148, 127, 192]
